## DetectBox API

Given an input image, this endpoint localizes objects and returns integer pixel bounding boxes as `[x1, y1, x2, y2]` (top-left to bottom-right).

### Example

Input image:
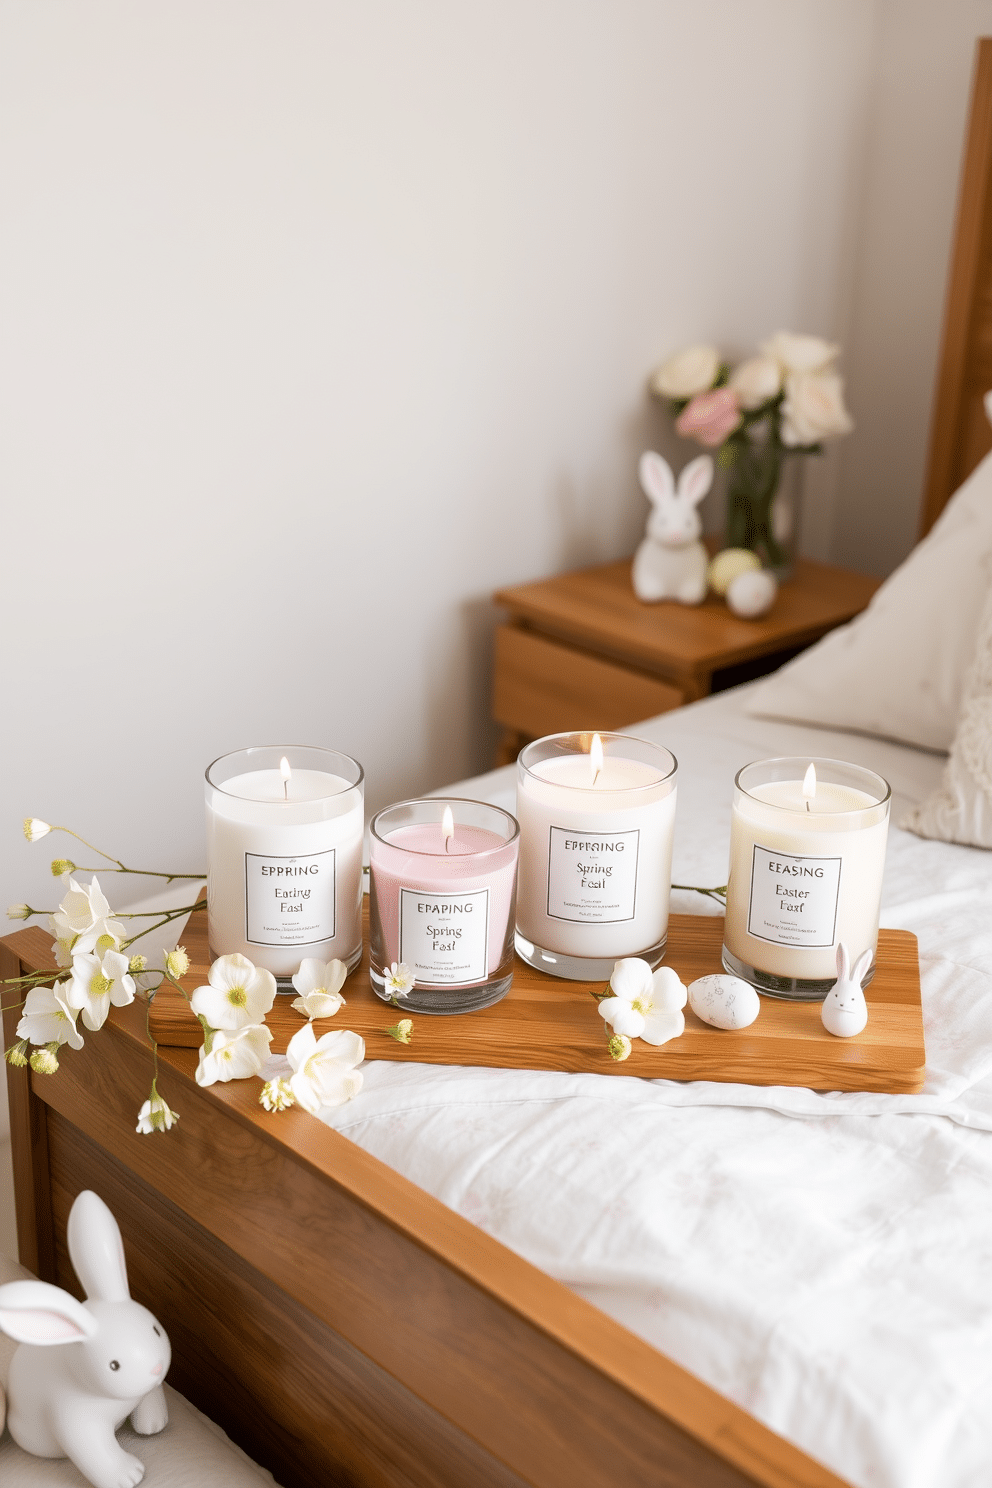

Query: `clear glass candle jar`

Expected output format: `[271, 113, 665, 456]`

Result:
[722, 756, 891, 1000]
[205, 746, 364, 987]
[514, 732, 678, 981]
[369, 798, 520, 1014]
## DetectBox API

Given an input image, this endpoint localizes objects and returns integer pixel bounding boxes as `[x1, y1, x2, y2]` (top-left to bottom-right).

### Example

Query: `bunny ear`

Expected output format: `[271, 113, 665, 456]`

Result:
[68, 1190, 130, 1304]
[639, 452, 675, 505]
[0, 1280, 98, 1346]
[852, 949, 873, 985]
[677, 454, 714, 507]
[835, 942, 850, 982]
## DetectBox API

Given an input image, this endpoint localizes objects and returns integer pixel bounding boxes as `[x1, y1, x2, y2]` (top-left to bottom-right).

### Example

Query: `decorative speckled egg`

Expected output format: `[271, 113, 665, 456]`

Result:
[726, 567, 778, 618]
[688, 974, 761, 1030]
[707, 547, 761, 596]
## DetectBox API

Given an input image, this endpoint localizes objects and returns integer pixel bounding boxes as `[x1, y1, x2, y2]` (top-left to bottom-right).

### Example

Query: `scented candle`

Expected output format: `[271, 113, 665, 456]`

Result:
[515, 732, 678, 981]
[205, 746, 364, 986]
[369, 798, 520, 1013]
[722, 756, 891, 999]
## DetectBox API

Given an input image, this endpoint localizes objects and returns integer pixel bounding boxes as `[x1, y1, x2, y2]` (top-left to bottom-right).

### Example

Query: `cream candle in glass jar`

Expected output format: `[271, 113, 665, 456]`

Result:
[722, 757, 891, 1000]
[205, 746, 364, 988]
[515, 732, 678, 981]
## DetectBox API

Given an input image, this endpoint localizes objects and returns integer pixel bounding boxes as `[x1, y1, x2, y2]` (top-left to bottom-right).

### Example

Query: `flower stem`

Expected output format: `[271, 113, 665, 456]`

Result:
[40, 828, 204, 881]
[119, 902, 206, 952]
[672, 883, 728, 906]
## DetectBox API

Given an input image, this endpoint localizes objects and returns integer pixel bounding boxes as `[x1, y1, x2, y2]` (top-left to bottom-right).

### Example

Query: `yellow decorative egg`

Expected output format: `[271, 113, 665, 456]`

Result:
[707, 547, 761, 596]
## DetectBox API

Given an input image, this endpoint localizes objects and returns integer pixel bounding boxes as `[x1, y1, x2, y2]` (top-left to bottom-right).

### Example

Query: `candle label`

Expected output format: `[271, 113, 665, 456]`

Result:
[747, 846, 842, 948]
[546, 826, 640, 923]
[245, 850, 336, 946]
[399, 888, 489, 984]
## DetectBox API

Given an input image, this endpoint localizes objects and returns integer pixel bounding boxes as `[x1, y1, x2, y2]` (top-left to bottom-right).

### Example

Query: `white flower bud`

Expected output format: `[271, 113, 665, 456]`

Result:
[7, 904, 31, 921]
[23, 818, 51, 842]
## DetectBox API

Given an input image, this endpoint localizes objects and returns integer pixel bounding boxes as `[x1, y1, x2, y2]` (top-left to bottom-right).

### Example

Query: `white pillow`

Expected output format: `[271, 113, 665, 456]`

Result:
[747, 438, 992, 752]
[901, 582, 992, 847]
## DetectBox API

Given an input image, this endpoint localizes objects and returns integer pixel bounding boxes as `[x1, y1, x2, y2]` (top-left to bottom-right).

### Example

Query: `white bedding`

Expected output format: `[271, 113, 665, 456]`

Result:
[266, 683, 992, 1488]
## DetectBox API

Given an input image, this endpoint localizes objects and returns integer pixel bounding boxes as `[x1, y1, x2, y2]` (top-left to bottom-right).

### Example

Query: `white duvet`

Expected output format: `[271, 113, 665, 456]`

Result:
[296, 684, 992, 1488]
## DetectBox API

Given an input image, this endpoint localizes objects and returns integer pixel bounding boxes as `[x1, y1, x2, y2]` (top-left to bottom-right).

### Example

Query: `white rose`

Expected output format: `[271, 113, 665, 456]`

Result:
[650, 344, 720, 400]
[760, 331, 839, 374]
[728, 355, 781, 410]
[780, 371, 853, 446]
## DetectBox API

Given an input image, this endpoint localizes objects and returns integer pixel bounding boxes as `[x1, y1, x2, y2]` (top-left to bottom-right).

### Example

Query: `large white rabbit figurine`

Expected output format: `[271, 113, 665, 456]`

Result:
[0, 1189, 171, 1488]
[821, 942, 871, 1038]
[632, 451, 712, 604]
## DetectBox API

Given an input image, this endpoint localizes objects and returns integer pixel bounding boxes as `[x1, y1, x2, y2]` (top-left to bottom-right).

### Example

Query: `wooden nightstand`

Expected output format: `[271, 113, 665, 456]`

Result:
[492, 555, 879, 764]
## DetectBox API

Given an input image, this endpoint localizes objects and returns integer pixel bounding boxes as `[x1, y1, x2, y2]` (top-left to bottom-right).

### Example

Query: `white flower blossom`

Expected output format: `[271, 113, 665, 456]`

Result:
[195, 1024, 273, 1087]
[165, 946, 190, 979]
[136, 1084, 180, 1133]
[260, 1077, 295, 1112]
[65, 949, 136, 1031]
[598, 959, 687, 1046]
[728, 355, 782, 410]
[650, 344, 720, 400]
[382, 962, 415, 1000]
[759, 331, 839, 375]
[780, 370, 853, 446]
[16, 981, 83, 1050]
[49, 876, 125, 958]
[291, 957, 347, 1019]
[23, 818, 51, 842]
[190, 953, 276, 1032]
[285, 1024, 364, 1115]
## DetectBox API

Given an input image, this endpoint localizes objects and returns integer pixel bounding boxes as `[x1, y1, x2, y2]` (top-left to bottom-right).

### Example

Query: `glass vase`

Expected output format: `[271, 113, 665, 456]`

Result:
[725, 441, 804, 580]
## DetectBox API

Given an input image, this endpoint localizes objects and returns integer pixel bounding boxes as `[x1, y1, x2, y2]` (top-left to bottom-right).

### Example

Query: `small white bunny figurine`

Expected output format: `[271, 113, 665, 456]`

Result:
[0, 1189, 171, 1488]
[632, 451, 712, 605]
[821, 942, 871, 1038]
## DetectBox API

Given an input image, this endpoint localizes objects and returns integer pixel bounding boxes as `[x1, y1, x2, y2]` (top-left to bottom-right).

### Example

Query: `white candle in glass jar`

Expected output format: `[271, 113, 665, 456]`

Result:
[515, 732, 677, 980]
[205, 746, 364, 983]
[722, 757, 890, 997]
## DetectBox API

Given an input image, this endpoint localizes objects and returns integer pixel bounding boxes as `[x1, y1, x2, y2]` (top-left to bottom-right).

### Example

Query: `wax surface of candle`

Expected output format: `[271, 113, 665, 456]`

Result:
[516, 751, 676, 959]
[371, 823, 516, 987]
[206, 766, 363, 975]
[724, 774, 888, 980]
[221, 768, 347, 804]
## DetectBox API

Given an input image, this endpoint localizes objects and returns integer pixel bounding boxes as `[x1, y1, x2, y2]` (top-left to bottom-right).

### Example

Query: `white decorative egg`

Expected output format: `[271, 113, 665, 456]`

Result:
[688, 974, 760, 1030]
[726, 567, 778, 618]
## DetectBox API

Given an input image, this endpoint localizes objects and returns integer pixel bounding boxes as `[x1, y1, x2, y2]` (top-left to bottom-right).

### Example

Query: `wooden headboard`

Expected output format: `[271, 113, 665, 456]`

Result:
[921, 37, 992, 536]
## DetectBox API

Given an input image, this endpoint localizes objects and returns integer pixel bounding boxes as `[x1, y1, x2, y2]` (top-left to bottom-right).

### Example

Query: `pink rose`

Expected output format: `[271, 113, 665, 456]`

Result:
[674, 387, 741, 448]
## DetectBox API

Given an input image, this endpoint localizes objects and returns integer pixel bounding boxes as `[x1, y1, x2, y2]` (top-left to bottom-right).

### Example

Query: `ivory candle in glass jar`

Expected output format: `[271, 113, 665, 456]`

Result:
[514, 732, 678, 981]
[205, 746, 364, 987]
[722, 757, 891, 1000]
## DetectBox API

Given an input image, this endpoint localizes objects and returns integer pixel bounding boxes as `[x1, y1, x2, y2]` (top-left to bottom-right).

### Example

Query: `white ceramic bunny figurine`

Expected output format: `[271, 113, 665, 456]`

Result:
[632, 451, 712, 604]
[0, 1189, 171, 1488]
[821, 942, 871, 1038]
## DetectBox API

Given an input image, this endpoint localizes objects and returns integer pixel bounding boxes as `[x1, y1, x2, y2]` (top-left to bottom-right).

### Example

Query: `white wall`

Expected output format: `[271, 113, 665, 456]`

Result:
[0, 0, 985, 930]
[835, 0, 992, 575]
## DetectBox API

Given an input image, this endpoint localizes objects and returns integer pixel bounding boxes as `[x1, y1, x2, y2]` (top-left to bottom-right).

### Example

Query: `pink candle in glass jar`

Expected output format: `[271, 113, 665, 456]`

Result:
[369, 798, 519, 1014]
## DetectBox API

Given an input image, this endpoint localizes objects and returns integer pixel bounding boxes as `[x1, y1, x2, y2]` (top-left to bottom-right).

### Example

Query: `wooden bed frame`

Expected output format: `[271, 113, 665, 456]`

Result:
[5, 37, 991, 1488]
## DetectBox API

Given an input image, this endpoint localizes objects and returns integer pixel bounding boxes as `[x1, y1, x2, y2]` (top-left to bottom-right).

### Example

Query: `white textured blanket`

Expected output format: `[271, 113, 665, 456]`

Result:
[279, 684, 992, 1488]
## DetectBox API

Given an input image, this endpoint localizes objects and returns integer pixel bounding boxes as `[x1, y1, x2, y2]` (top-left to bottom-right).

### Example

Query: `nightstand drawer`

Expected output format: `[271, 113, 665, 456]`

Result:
[493, 625, 684, 738]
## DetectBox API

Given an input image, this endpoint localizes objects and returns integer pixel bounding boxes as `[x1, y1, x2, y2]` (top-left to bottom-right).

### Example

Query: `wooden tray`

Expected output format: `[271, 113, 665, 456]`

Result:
[149, 898, 925, 1093]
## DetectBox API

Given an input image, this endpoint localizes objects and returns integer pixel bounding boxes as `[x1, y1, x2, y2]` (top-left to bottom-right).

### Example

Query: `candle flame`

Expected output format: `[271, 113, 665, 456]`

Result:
[803, 763, 816, 813]
[590, 733, 604, 786]
[442, 805, 455, 853]
[280, 756, 291, 800]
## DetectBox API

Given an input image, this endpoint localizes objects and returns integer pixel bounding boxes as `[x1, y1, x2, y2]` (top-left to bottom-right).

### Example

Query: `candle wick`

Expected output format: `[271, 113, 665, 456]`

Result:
[592, 768, 601, 787]
[284, 780, 289, 801]
[445, 836, 452, 853]
[805, 800, 810, 813]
